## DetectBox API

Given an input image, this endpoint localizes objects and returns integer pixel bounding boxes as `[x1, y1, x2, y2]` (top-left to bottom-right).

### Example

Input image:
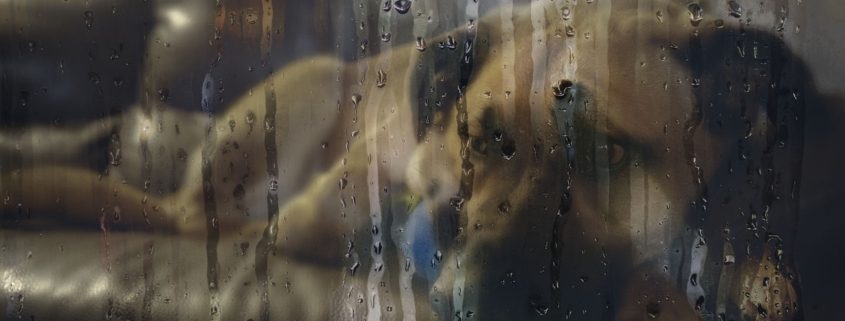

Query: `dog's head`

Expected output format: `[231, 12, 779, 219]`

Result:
[404, 2, 807, 320]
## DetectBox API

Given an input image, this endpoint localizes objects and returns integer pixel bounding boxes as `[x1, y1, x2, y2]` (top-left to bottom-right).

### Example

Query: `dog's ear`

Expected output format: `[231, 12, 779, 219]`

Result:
[401, 4, 540, 140]
[656, 13, 815, 285]
[403, 27, 478, 139]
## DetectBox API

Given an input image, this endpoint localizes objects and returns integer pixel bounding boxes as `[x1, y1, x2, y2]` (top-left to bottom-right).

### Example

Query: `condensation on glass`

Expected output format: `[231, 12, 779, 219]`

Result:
[1, 1, 842, 320]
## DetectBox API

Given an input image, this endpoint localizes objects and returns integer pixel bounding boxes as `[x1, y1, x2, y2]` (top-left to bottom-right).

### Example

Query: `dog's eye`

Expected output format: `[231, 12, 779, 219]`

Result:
[597, 140, 629, 171]
[607, 142, 626, 167]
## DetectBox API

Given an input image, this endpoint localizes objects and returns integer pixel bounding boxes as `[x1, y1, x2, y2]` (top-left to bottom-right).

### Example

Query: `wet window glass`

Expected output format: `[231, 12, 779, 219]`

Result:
[1, 1, 843, 320]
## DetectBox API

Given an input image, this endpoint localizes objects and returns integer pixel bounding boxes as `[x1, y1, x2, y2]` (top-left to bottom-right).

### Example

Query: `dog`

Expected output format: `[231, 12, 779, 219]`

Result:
[0, 1, 818, 320]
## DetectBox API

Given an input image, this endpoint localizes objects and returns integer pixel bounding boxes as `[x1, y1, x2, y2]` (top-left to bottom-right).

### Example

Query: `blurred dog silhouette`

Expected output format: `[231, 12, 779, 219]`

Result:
[2, 1, 835, 320]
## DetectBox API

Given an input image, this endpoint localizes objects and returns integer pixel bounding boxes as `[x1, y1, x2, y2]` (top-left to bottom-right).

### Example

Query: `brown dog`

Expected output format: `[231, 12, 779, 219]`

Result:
[1, 1, 811, 320]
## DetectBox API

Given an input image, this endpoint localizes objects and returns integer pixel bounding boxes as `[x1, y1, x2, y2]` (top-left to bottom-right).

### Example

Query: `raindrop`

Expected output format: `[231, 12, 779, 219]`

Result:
[415, 37, 427, 51]
[393, 0, 412, 14]
[565, 25, 576, 37]
[83, 11, 95, 30]
[561, 7, 572, 20]
[17, 91, 28, 108]
[440, 36, 457, 50]
[498, 201, 511, 214]
[646, 302, 661, 319]
[382, 1, 391, 12]
[535, 305, 549, 316]
[109, 133, 122, 165]
[551, 79, 575, 100]
[724, 254, 735, 265]
[108, 48, 120, 60]
[656, 10, 664, 23]
[245, 111, 256, 129]
[376, 69, 387, 88]
[450, 197, 465, 210]
[158, 88, 170, 102]
[728, 1, 743, 18]
[88, 72, 101, 84]
[380, 32, 392, 42]
[245, 11, 259, 24]
[687, 3, 704, 26]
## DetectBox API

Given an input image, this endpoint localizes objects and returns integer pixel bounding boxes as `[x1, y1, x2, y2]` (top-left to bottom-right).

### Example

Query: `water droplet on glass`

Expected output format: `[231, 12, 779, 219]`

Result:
[687, 3, 704, 26]
[83, 11, 95, 30]
[551, 79, 575, 100]
[535, 305, 549, 316]
[351, 94, 362, 106]
[246, 11, 259, 24]
[439, 36, 457, 50]
[646, 302, 661, 319]
[565, 25, 576, 37]
[415, 37, 427, 51]
[376, 69, 387, 88]
[380, 32, 391, 42]
[498, 201, 511, 214]
[88, 72, 101, 84]
[728, 1, 743, 18]
[393, 0, 412, 14]
[158, 88, 170, 102]
[450, 197, 465, 210]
